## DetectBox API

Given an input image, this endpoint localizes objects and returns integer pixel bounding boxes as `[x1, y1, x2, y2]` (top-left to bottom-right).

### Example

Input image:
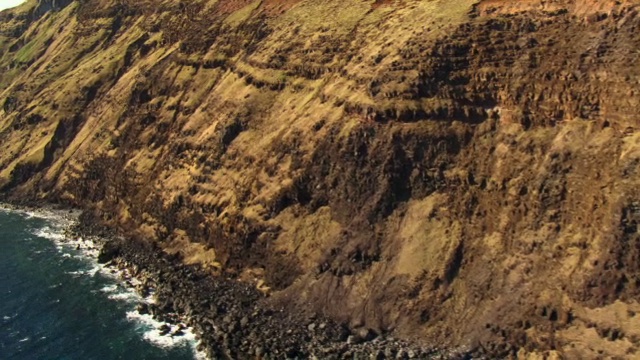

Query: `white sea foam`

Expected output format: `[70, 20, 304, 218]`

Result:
[33, 226, 67, 242]
[126, 311, 206, 358]
[67, 264, 101, 277]
[87, 265, 102, 277]
[107, 289, 141, 303]
[2, 204, 208, 359]
[100, 284, 119, 293]
[10, 206, 80, 225]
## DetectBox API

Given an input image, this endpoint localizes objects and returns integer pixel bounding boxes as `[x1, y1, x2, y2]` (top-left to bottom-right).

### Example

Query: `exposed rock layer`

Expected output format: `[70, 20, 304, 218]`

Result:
[2, 0, 640, 358]
[96, 235, 470, 359]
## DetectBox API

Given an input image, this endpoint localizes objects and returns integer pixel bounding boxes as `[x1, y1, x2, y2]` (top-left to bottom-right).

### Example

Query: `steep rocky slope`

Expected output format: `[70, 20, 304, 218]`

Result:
[3, 0, 640, 357]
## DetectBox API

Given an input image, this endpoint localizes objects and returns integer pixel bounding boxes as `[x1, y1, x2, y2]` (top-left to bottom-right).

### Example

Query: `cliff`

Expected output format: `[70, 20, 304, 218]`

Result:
[2, 0, 640, 358]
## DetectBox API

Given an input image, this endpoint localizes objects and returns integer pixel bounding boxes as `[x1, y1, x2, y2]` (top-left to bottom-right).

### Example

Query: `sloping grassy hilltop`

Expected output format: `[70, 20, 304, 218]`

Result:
[3, 0, 640, 357]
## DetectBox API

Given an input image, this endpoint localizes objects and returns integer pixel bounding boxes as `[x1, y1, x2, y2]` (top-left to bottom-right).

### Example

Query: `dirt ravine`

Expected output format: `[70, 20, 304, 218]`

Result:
[3, 0, 640, 358]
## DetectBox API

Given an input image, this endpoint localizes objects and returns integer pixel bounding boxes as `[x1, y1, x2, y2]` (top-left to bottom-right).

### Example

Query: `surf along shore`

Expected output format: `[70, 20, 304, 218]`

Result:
[2, 202, 474, 359]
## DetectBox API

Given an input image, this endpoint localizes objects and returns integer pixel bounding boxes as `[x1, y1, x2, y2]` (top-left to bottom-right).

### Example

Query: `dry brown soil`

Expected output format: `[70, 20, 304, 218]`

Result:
[2, 0, 640, 358]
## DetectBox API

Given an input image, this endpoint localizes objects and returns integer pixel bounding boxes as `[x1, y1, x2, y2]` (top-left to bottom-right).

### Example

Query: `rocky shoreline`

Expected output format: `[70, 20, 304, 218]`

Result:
[95, 237, 480, 360]
[1, 202, 480, 359]
[58, 213, 477, 360]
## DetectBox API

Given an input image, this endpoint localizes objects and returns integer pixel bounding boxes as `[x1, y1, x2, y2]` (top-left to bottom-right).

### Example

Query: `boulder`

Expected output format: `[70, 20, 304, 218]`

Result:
[158, 324, 171, 336]
[97, 240, 121, 264]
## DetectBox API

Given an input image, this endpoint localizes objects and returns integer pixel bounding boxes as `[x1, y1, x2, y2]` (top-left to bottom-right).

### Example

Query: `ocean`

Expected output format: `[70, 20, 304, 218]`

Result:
[0, 207, 203, 360]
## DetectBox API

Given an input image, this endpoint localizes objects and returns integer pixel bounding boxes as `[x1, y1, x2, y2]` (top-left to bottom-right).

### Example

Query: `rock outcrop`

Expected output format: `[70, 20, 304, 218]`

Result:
[3, 0, 640, 358]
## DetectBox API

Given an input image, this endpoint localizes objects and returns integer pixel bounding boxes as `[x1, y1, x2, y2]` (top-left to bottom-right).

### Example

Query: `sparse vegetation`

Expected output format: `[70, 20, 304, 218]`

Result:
[2, 0, 640, 358]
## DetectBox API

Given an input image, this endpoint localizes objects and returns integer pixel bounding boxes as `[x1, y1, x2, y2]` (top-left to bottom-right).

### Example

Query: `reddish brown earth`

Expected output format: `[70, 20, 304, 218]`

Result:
[2, 0, 640, 358]
[262, 0, 303, 16]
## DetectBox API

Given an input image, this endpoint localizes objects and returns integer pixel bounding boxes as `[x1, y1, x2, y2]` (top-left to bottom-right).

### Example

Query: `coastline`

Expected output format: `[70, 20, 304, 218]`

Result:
[0, 203, 207, 359]
[97, 238, 474, 359]
[2, 202, 476, 359]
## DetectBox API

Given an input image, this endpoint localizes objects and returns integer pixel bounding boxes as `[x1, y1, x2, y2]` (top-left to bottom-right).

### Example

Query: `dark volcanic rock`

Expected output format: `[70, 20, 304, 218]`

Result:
[99, 236, 472, 359]
[5, 0, 640, 358]
[158, 324, 171, 336]
[97, 240, 121, 264]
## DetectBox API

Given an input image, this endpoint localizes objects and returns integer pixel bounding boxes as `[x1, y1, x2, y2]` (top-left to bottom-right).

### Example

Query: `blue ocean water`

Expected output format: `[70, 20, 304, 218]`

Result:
[0, 208, 201, 360]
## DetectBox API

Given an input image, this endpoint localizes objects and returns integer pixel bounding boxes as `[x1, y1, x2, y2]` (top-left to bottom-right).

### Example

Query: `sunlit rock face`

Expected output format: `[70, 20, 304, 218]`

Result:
[2, 0, 640, 358]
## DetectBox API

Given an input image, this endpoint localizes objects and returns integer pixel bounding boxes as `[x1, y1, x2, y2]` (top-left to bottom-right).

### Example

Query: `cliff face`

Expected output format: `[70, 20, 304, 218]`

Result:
[2, 0, 640, 357]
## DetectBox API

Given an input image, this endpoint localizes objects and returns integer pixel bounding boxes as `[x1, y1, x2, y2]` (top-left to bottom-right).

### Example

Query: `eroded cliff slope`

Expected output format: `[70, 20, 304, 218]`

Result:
[2, 0, 640, 357]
